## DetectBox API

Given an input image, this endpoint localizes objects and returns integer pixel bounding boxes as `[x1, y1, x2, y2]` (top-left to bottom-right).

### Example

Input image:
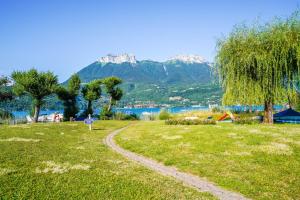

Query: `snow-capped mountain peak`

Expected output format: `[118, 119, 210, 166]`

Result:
[168, 55, 206, 64]
[98, 53, 137, 64]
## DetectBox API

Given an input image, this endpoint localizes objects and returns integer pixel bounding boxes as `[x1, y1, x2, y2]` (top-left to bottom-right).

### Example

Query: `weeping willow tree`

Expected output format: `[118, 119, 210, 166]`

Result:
[216, 12, 300, 123]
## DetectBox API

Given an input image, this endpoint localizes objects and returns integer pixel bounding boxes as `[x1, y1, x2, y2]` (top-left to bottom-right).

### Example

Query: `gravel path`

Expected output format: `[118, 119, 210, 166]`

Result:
[104, 126, 250, 200]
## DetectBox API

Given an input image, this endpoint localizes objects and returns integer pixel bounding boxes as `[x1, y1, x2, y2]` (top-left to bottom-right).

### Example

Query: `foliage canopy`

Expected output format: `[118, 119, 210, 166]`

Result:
[56, 74, 81, 121]
[102, 76, 123, 111]
[81, 79, 102, 116]
[11, 69, 58, 122]
[216, 13, 300, 106]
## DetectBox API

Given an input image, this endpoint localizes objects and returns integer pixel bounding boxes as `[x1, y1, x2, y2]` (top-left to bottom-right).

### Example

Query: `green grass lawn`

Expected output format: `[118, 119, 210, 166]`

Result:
[116, 121, 300, 200]
[0, 121, 215, 200]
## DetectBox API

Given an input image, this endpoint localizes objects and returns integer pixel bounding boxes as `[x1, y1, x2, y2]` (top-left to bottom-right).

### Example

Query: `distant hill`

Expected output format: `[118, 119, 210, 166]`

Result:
[75, 54, 213, 84]
[67, 54, 221, 106]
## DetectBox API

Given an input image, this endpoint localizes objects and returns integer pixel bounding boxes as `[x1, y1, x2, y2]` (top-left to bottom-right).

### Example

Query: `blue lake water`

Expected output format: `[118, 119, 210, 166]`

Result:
[116, 106, 210, 115]
[12, 106, 209, 119]
[12, 105, 283, 119]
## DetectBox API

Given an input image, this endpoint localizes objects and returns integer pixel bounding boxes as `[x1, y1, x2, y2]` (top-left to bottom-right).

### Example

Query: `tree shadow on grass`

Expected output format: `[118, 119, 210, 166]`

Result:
[92, 128, 106, 131]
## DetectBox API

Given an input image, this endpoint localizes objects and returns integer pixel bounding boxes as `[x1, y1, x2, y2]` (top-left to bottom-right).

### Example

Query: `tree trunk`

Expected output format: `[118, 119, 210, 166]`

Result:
[87, 100, 93, 115]
[263, 100, 273, 124]
[33, 105, 40, 123]
[107, 96, 112, 112]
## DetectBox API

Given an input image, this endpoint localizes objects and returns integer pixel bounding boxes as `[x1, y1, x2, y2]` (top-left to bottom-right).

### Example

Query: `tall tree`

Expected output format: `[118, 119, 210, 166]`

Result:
[56, 74, 81, 121]
[12, 69, 58, 122]
[216, 13, 300, 123]
[102, 76, 123, 112]
[81, 80, 101, 117]
[0, 76, 14, 120]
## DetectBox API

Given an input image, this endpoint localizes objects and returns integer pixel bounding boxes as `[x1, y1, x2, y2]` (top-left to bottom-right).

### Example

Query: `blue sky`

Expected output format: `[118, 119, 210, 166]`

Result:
[0, 0, 298, 82]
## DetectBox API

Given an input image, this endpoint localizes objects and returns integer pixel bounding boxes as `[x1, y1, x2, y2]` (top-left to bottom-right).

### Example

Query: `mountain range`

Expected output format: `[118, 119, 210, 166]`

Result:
[75, 54, 213, 84]
[71, 54, 221, 106]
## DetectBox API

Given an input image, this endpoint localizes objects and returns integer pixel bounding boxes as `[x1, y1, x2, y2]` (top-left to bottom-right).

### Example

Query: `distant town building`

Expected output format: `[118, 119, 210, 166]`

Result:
[169, 96, 183, 101]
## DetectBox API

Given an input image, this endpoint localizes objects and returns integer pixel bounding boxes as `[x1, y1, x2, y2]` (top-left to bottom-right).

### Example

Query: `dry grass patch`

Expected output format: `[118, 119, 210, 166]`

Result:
[66, 124, 78, 126]
[255, 142, 293, 155]
[162, 135, 183, 140]
[10, 125, 31, 129]
[0, 168, 16, 176]
[222, 151, 252, 156]
[0, 137, 40, 142]
[35, 161, 90, 174]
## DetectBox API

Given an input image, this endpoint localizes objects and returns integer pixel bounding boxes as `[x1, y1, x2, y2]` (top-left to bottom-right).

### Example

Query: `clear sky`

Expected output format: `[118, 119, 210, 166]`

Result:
[0, 0, 298, 82]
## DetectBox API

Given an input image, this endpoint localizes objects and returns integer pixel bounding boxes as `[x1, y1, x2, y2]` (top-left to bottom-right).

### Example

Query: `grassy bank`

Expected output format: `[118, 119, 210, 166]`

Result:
[0, 121, 214, 199]
[116, 121, 300, 200]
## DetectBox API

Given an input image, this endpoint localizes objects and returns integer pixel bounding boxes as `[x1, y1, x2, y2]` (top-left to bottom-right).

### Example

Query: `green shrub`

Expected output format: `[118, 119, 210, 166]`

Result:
[114, 112, 125, 120]
[0, 109, 14, 125]
[114, 112, 139, 120]
[140, 113, 157, 121]
[234, 117, 260, 124]
[165, 119, 216, 125]
[159, 109, 171, 120]
[149, 114, 156, 121]
[0, 109, 14, 120]
[100, 105, 113, 120]
[211, 106, 223, 113]
[124, 113, 139, 120]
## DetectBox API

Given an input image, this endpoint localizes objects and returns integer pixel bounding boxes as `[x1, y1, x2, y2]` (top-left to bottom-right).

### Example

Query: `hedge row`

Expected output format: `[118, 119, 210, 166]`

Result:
[165, 119, 216, 125]
[233, 118, 260, 124]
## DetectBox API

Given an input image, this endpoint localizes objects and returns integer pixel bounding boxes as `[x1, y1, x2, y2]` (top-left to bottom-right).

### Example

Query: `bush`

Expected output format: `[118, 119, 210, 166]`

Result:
[100, 105, 113, 120]
[124, 113, 139, 120]
[165, 119, 216, 125]
[114, 112, 139, 120]
[159, 109, 171, 120]
[234, 117, 260, 124]
[0, 109, 14, 125]
[0, 109, 14, 120]
[211, 106, 223, 113]
[140, 113, 157, 121]
[114, 112, 125, 120]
